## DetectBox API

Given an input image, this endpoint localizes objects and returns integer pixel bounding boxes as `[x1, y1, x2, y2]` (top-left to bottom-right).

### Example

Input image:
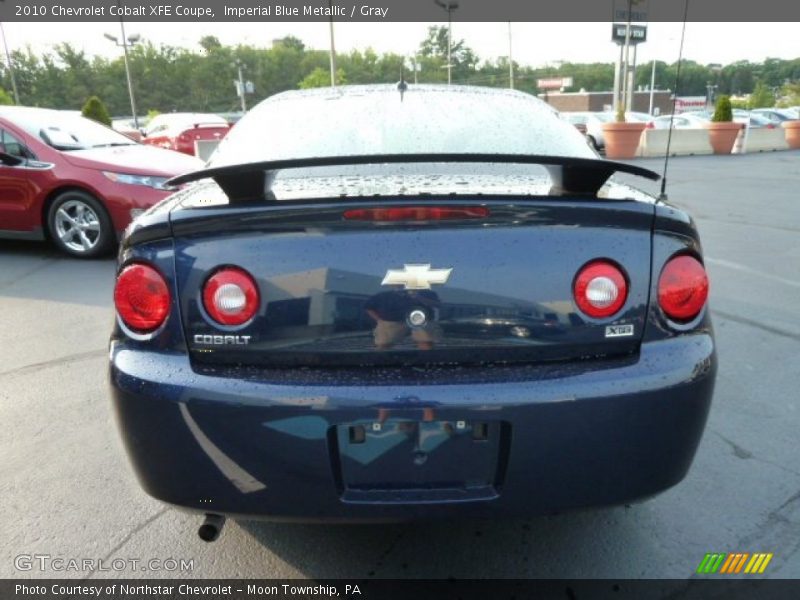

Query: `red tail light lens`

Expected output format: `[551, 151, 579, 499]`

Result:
[646, 121, 655, 129]
[114, 263, 171, 333]
[658, 255, 709, 322]
[573, 260, 628, 319]
[343, 206, 489, 221]
[203, 267, 260, 326]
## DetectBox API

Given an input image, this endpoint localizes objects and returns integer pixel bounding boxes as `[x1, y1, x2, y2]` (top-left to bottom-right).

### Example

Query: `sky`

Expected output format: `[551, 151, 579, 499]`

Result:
[3, 22, 799, 68]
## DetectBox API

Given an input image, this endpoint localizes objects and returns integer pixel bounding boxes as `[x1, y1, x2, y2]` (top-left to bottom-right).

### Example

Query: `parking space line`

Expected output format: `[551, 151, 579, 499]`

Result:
[705, 257, 800, 289]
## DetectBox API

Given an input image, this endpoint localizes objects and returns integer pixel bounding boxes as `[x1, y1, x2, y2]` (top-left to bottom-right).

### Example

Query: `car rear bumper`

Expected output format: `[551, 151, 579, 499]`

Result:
[109, 334, 716, 521]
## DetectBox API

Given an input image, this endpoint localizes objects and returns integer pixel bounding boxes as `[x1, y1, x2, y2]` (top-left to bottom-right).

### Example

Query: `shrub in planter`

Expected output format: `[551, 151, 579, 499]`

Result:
[602, 104, 646, 159]
[81, 96, 112, 127]
[705, 95, 742, 155]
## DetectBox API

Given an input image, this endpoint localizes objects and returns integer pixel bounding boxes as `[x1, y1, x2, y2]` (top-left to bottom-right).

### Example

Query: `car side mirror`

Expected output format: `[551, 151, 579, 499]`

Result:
[0, 151, 24, 166]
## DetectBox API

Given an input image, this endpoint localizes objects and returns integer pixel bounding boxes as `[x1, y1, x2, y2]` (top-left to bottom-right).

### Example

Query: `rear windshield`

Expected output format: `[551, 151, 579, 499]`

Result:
[208, 85, 595, 169]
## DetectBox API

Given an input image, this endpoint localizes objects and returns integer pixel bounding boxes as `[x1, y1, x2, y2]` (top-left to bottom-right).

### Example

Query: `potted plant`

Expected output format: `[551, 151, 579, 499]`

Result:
[602, 103, 647, 159]
[704, 95, 742, 154]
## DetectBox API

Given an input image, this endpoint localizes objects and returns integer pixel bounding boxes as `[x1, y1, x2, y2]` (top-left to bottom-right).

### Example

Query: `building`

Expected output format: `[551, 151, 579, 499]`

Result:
[539, 90, 675, 115]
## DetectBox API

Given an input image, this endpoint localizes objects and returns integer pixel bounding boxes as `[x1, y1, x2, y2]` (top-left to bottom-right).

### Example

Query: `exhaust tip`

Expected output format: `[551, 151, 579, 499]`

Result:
[198, 514, 225, 542]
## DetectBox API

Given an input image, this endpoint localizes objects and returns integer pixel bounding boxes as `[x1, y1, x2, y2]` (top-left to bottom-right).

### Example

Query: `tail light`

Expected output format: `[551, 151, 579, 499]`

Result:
[202, 267, 260, 326]
[343, 206, 489, 221]
[658, 255, 709, 322]
[114, 263, 171, 333]
[573, 260, 628, 319]
[646, 121, 655, 129]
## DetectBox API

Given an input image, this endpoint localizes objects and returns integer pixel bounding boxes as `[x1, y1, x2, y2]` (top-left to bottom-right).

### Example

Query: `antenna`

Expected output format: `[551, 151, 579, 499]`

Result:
[397, 63, 408, 101]
[659, 0, 690, 201]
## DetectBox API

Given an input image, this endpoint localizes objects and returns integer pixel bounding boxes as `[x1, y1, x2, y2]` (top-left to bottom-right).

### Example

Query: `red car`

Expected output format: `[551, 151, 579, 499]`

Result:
[0, 106, 201, 257]
[141, 112, 231, 158]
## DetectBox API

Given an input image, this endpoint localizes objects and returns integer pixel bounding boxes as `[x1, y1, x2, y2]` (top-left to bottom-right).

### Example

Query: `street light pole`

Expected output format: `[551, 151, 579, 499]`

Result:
[649, 59, 656, 115]
[434, 0, 458, 85]
[236, 61, 247, 112]
[105, 14, 140, 129]
[507, 22, 514, 90]
[328, 0, 337, 87]
[0, 21, 19, 104]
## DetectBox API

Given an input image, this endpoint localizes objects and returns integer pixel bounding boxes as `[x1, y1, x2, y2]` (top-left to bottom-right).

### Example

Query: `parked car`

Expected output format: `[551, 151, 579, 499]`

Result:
[666, 110, 775, 129]
[110, 85, 716, 532]
[751, 108, 798, 124]
[649, 113, 712, 129]
[112, 117, 143, 141]
[625, 111, 654, 123]
[141, 112, 231, 157]
[559, 111, 614, 150]
[0, 106, 201, 257]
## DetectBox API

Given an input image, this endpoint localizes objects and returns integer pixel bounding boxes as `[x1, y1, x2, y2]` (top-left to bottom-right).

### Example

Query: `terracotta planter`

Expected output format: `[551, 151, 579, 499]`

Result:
[704, 122, 743, 155]
[782, 120, 800, 150]
[602, 122, 646, 159]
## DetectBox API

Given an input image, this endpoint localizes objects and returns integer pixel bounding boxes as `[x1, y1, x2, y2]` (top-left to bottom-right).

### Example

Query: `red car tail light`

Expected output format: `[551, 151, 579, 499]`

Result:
[343, 206, 489, 221]
[114, 263, 171, 333]
[202, 267, 260, 326]
[573, 260, 628, 319]
[658, 255, 709, 322]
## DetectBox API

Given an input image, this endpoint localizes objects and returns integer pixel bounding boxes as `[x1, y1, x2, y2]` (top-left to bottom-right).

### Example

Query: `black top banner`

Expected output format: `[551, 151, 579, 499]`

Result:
[2, 0, 800, 22]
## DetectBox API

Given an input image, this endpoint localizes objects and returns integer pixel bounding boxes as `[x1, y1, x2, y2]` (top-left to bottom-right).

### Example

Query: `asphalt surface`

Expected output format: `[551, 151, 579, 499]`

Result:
[1, 151, 799, 580]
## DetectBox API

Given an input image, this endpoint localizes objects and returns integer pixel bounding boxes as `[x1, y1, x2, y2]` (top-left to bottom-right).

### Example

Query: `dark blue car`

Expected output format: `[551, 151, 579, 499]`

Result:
[109, 85, 715, 539]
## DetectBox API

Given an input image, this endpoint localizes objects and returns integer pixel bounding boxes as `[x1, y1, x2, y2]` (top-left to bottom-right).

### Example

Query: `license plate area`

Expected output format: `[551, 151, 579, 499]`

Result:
[332, 419, 509, 503]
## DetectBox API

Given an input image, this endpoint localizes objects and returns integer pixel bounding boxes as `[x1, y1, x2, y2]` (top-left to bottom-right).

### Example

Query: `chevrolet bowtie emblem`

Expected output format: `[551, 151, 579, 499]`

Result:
[381, 264, 453, 290]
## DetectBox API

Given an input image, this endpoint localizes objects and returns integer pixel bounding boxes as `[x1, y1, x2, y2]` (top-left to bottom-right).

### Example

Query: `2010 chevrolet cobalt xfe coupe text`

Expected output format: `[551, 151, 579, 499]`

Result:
[109, 85, 716, 537]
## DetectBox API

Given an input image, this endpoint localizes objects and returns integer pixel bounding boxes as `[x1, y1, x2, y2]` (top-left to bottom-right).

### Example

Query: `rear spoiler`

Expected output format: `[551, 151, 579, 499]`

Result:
[167, 154, 660, 202]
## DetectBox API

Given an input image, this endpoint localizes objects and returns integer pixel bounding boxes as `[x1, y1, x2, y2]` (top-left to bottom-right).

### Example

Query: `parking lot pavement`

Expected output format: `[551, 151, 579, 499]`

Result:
[1, 151, 799, 580]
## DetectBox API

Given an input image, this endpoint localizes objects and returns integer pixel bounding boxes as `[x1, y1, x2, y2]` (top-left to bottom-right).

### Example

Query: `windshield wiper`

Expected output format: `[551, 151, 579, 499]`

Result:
[91, 142, 136, 148]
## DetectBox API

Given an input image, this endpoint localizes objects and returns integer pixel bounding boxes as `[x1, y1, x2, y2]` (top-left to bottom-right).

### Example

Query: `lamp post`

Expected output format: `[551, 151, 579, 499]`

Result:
[328, 0, 337, 87]
[104, 24, 140, 129]
[0, 20, 19, 104]
[649, 59, 657, 115]
[234, 60, 247, 112]
[433, 0, 458, 85]
[507, 22, 514, 90]
[409, 55, 420, 84]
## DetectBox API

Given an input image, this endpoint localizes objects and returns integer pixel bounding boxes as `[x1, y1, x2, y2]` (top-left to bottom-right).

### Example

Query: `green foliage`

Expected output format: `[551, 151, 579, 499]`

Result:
[711, 95, 733, 122]
[2, 34, 798, 115]
[298, 66, 348, 89]
[299, 67, 331, 89]
[729, 97, 749, 110]
[748, 81, 774, 109]
[777, 82, 800, 107]
[81, 96, 112, 126]
[0, 87, 13, 105]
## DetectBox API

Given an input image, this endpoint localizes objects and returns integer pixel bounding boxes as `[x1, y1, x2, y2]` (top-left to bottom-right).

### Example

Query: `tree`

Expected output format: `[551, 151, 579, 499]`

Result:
[418, 25, 479, 83]
[0, 87, 13, 105]
[748, 81, 774, 108]
[777, 82, 800, 108]
[81, 96, 112, 126]
[298, 66, 347, 89]
[298, 67, 329, 89]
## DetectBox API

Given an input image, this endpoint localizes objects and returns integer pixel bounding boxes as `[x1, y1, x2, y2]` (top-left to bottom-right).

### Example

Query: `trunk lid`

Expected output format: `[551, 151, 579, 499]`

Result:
[172, 198, 654, 368]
